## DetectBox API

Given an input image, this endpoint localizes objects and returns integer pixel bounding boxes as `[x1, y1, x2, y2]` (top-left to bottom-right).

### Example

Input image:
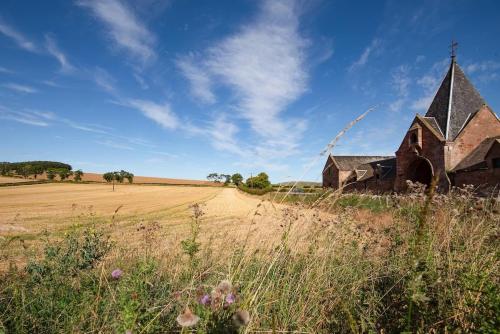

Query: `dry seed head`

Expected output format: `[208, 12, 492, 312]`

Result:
[176, 307, 200, 327]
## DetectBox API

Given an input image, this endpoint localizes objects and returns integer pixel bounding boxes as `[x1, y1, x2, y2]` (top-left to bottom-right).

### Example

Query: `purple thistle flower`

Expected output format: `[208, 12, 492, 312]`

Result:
[200, 294, 211, 305]
[111, 268, 123, 279]
[225, 293, 236, 305]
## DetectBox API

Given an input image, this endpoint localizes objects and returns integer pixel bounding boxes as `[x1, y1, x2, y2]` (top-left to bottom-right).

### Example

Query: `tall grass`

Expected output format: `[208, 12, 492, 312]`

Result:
[0, 184, 498, 333]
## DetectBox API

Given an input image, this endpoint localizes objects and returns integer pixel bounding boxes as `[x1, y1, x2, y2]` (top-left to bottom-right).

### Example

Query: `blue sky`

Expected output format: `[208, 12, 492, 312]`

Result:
[1, 0, 499, 183]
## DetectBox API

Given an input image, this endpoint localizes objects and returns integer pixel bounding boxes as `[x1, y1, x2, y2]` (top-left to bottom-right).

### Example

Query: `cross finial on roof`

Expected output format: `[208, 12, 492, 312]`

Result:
[450, 40, 458, 60]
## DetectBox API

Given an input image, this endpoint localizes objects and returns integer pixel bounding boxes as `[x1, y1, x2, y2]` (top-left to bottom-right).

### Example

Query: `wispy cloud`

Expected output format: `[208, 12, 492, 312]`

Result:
[204, 0, 308, 154]
[92, 67, 116, 93]
[411, 58, 448, 111]
[349, 38, 381, 72]
[176, 54, 216, 104]
[3, 83, 38, 94]
[44, 34, 75, 73]
[0, 19, 37, 52]
[465, 60, 500, 74]
[95, 139, 134, 150]
[125, 99, 179, 130]
[391, 65, 410, 97]
[0, 66, 13, 74]
[207, 116, 244, 156]
[78, 0, 156, 64]
[0, 106, 49, 126]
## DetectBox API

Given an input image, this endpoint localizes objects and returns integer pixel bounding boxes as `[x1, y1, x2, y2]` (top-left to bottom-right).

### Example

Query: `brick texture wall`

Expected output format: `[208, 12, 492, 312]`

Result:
[447, 106, 500, 170]
[394, 117, 449, 192]
[322, 156, 339, 188]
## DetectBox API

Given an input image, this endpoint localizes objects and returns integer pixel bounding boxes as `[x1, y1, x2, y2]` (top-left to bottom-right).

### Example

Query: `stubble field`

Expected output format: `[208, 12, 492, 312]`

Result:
[0, 182, 498, 333]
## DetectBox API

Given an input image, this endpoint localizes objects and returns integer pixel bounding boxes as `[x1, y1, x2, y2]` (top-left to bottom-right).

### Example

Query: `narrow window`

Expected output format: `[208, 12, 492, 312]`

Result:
[493, 158, 500, 169]
[410, 132, 418, 144]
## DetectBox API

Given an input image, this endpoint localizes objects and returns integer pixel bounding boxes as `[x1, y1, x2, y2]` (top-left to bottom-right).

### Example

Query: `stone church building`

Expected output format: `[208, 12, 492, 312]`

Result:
[323, 53, 500, 193]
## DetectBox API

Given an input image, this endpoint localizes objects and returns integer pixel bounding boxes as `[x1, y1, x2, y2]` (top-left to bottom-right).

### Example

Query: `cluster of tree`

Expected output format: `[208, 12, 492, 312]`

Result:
[45, 168, 84, 182]
[206, 173, 244, 186]
[0, 161, 72, 179]
[245, 172, 271, 189]
[102, 170, 134, 191]
[206, 173, 230, 184]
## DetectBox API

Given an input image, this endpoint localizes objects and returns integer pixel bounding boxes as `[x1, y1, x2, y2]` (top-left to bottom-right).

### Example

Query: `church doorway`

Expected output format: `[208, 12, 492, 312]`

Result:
[408, 158, 433, 186]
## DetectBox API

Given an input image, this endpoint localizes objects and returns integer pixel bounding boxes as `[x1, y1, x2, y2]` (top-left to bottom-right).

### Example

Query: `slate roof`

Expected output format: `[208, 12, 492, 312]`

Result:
[331, 155, 394, 171]
[355, 157, 397, 182]
[453, 136, 500, 172]
[425, 59, 485, 140]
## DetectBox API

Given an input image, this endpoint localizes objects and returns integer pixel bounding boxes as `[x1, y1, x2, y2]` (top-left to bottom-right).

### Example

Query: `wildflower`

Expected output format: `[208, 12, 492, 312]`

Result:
[232, 309, 250, 327]
[176, 307, 200, 327]
[225, 293, 236, 305]
[125, 330, 132, 334]
[200, 294, 211, 305]
[111, 269, 123, 279]
[216, 279, 232, 294]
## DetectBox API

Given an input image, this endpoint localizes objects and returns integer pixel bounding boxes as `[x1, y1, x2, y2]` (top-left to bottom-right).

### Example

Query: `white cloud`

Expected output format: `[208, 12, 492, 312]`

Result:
[176, 54, 216, 104]
[0, 20, 37, 52]
[349, 38, 381, 72]
[207, 116, 244, 155]
[411, 58, 449, 111]
[45, 34, 75, 73]
[3, 83, 38, 93]
[78, 0, 155, 64]
[391, 65, 410, 97]
[205, 0, 308, 152]
[96, 139, 134, 150]
[389, 98, 405, 113]
[410, 96, 433, 111]
[0, 106, 49, 126]
[126, 99, 178, 130]
[92, 67, 116, 93]
[0, 66, 13, 73]
[465, 60, 500, 74]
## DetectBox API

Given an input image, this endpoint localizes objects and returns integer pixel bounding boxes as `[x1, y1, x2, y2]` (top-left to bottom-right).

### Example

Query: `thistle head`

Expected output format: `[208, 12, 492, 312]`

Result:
[176, 307, 200, 327]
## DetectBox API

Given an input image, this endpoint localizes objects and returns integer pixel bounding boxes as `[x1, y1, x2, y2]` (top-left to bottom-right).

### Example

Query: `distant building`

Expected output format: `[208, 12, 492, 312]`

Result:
[323, 48, 500, 192]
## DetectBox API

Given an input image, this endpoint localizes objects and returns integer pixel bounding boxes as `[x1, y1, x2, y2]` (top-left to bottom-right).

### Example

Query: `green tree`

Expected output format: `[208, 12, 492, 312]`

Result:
[73, 170, 84, 182]
[207, 173, 220, 182]
[58, 169, 72, 181]
[103, 172, 116, 191]
[125, 172, 134, 183]
[46, 169, 57, 181]
[231, 173, 243, 185]
[246, 172, 271, 189]
[222, 174, 231, 185]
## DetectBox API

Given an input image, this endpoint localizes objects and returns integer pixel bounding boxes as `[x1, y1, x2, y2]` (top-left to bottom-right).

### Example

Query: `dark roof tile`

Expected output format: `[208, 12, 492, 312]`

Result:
[331, 155, 394, 171]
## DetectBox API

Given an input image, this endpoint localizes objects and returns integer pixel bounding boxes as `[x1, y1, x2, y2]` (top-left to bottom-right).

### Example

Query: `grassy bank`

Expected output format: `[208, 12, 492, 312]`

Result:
[0, 188, 498, 333]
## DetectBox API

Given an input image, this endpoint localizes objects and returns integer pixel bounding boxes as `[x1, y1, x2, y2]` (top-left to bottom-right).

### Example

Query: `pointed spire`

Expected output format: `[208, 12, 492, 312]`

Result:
[450, 40, 458, 62]
[424, 43, 485, 140]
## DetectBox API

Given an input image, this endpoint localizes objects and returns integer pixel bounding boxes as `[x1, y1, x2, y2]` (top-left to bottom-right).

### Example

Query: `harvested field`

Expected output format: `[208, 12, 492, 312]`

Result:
[0, 176, 39, 184]
[35, 172, 220, 186]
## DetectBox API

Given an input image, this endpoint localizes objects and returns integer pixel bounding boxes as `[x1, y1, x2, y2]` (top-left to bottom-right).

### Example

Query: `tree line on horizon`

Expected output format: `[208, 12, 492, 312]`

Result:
[0, 161, 84, 182]
[206, 172, 270, 189]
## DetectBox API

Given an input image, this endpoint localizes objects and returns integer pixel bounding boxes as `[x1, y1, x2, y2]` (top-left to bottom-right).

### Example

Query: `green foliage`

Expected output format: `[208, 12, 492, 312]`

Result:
[231, 173, 243, 186]
[245, 172, 271, 189]
[336, 194, 392, 213]
[102, 172, 114, 183]
[0, 161, 72, 178]
[46, 169, 57, 181]
[58, 169, 72, 181]
[73, 169, 84, 182]
[238, 183, 273, 195]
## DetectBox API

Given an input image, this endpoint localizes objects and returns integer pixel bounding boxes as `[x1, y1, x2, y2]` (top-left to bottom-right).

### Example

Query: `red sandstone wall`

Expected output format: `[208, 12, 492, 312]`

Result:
[395, 118, 448, 192]
[322, 156, 339, 188]
[447, 106, 500, 170]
